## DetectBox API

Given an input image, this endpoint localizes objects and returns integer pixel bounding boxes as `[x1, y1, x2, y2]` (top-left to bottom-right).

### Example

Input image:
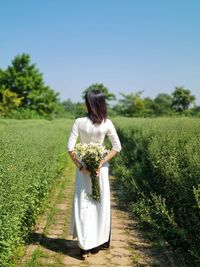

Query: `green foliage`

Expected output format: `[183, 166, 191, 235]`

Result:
[28, 86, 60, 115]
[1, 55, 199, 120]
[113, 91, 174, 117]
[5, 107, 49, 120]
[62, 99, 86, 118]
[0, 87, 23, 115]
[142, 97, 157, 116]
[172, 86, 196, 112]
[111, 117, 200, 266]
[82, 83, 116, 101]
[153, 93, 173, 115]
[114, 91, 145, 116]
[0, 119, 72, 266]
[72, 102, 87, 118]
[0, 54, 60, 117]
[0, 54, 43, 105]
[113, 88, 199, 118]
[62, 98, 75, 114]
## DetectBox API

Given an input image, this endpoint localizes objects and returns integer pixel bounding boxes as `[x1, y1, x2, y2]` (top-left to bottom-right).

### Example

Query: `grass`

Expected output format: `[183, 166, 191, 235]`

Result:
[0, 118, 73, 266]
[22, 156, 76, 267]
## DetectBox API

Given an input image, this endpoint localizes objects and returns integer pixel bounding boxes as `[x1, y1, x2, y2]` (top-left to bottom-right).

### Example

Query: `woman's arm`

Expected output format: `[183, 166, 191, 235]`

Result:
[100, 149, 118, 167]
[68, 151, 81, 169]
[68, 150, 91, 175]
[67, 119, 90, 175]
[96, 120, 121, 175]
[96, 150, 118, 175]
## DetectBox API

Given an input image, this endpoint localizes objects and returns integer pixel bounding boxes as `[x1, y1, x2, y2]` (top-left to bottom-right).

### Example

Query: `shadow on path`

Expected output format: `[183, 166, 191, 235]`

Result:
[28, 232, 82, 260]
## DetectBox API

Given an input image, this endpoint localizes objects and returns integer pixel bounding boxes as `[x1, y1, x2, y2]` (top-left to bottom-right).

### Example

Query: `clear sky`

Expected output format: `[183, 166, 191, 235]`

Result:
[1, 0, 200, 104]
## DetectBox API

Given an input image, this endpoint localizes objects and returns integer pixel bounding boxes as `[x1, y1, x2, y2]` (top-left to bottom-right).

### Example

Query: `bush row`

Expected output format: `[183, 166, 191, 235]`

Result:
[112, 117, 200, 266]
[0, 119, 72, 266]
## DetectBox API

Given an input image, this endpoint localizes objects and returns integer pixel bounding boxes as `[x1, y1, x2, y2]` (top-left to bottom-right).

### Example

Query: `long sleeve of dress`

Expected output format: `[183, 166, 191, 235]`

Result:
[66, 119, 79, 151]
[107, 120, 122, 152]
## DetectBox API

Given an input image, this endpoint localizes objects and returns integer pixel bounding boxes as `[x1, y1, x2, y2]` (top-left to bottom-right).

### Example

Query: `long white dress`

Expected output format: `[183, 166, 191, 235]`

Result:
[66, 117, 121, 250]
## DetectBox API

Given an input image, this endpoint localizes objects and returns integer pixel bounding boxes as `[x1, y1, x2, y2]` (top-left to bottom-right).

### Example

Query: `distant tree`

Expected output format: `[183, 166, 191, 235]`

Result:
[62, 98, 74, 113]
[0, 86, 23, 115]
[191, 105, 200, 113]
[154, 93, 173, 115]
[28, 86, 60, 115]
[0, 53, 60, 115]
[184, 104, 200, 117]
[0, 54, 44, 106]
[0, 69, 5, 102]
[73, 102, 86, 118]
[82, 83, 116, 101]
[143, 97, 156, 116]
[114, 91, 145, 117]
[61, 99, 86, 118]
[172, 86, 196, 112]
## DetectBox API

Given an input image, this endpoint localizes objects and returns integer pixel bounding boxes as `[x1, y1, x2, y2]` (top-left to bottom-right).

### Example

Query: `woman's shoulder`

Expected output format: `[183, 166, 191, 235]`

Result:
[105, 118, 114, 125]
[74, 117, 114, 126]
[74, 117, 88, 122]
[104, 118, 117, 130]
[72, 117, 88, 129]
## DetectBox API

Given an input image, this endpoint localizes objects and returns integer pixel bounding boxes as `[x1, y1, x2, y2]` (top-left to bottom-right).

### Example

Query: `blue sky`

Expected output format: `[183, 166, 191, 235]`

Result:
[1, 0, 200, 104]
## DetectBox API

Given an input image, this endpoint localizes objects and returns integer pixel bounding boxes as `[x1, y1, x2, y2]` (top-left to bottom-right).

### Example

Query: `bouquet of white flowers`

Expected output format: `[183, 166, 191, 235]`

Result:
[74, 142, 110, 202]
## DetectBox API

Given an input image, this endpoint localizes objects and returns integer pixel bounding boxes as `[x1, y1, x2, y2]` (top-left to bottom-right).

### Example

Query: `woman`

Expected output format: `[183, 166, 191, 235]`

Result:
[66, 89, 121, 259]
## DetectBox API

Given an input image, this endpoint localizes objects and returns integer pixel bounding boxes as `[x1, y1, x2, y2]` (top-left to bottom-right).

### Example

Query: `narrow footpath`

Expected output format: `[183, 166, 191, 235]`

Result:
[18, 165, 175, 267]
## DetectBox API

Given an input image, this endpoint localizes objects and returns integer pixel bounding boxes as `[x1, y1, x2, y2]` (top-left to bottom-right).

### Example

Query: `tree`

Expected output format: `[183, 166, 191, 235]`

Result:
[0, 54, 44, 106]
[62, 98, 75, 113]
[190, 105, 200, 117]
[28, 86, 60, 115]
[114, 91, 145, 117]
[154, 93, 173, 115]
[73, 102, 86, 118]
[82, 83, 116, 101]
[143, 97, 156, 116]
[0, 53, 60, 115]
[0, 86, 23, 115]
[172, 86, 196, 112]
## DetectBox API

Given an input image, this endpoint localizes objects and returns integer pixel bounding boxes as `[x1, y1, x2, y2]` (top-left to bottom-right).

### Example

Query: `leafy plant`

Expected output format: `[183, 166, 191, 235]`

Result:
[111, 117, 200, 266]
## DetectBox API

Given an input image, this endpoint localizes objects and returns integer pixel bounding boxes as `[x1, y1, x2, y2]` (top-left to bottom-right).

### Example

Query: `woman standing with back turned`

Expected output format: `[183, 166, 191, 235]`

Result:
[66, 89, 121, 259]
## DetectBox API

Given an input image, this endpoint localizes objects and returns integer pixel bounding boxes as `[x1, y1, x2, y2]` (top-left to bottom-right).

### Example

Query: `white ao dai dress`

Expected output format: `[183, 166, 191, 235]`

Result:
[66, 117, 121, 250]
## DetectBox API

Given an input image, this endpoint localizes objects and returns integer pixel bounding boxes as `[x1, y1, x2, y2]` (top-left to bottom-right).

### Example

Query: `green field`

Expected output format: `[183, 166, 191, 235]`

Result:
[112, 117, 200, 266]
[0, 117, 200, 266]
[0, 119, 73, 267]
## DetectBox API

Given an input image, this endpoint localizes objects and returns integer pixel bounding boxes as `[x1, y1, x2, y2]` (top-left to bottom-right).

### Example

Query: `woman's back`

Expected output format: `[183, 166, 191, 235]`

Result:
[67, 89, 121, 254]
[67, 117, 121, 152]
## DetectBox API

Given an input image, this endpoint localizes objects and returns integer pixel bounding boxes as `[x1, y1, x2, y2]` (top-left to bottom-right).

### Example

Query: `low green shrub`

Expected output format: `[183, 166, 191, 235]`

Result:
[0, 119, 72, 266]
[112, 117, 200, 266]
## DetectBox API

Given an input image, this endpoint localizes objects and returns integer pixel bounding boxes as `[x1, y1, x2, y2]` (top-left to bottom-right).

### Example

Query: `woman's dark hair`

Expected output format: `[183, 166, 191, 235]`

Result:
[85, 90, 107, 123]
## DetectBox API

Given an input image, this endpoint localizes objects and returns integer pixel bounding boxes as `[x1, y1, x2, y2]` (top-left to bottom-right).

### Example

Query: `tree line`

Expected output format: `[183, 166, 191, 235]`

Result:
[0, 53, 199, 119]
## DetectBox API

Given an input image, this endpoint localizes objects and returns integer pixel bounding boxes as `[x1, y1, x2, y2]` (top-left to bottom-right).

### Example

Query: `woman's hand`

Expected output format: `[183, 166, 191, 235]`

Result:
[96, 150, 118, 175]
[96, 160, 104, 176]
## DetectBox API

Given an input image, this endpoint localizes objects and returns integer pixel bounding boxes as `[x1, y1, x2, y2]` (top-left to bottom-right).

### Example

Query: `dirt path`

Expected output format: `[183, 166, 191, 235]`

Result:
[18, 165, 175, 267]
